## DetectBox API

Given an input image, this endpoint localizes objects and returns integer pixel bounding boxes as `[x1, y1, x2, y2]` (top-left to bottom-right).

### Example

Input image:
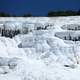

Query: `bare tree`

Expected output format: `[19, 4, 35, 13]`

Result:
[72, 41, 79, 64]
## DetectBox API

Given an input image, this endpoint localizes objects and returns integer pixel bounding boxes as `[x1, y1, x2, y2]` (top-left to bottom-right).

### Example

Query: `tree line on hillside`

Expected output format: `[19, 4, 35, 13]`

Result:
[1, 29, 20, 38]
[0, 10, 80, 17]
[47, 10, 80, 17]
[0, 12, 32, 17]
[64, 34, 80, 41]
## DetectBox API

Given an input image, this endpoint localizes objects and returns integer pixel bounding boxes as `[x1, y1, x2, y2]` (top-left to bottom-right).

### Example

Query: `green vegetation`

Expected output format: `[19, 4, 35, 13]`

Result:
[0, 10, 80, 17]
[47, 10, 80, 17]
